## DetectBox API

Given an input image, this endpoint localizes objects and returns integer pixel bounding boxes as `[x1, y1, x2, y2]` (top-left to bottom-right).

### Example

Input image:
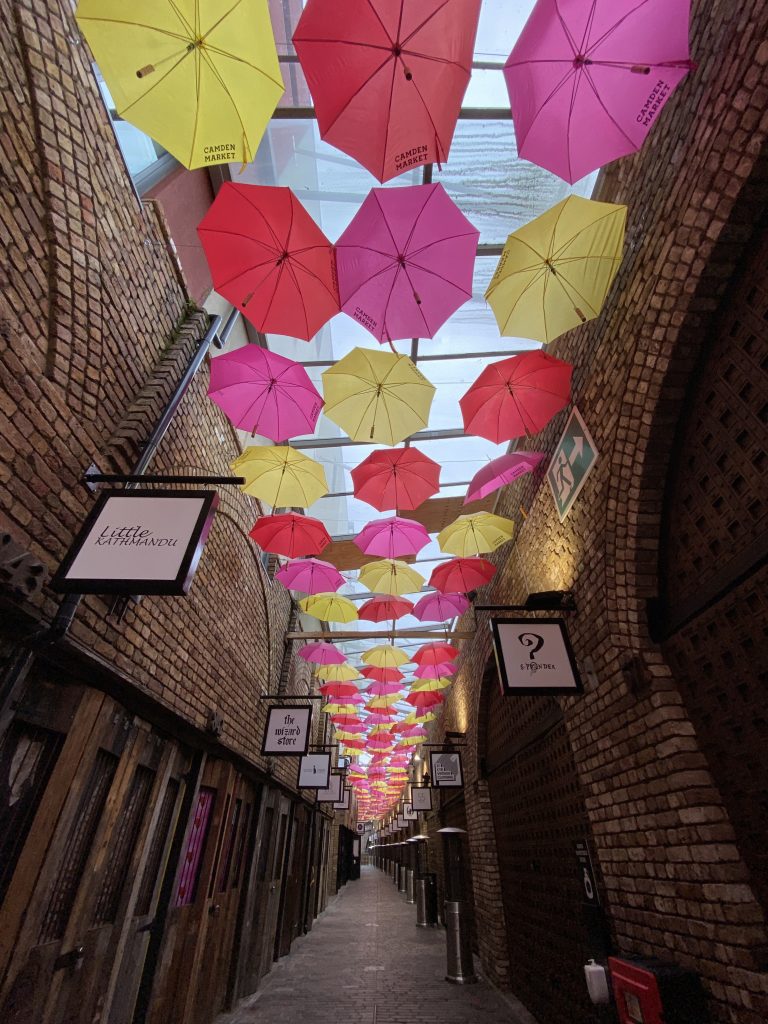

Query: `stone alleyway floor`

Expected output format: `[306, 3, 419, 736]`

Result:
[217, 864, 537, 1024]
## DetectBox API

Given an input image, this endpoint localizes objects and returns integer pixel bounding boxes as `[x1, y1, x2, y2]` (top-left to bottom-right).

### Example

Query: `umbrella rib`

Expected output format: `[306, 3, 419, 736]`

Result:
[117, 47, 194, 118]
[378, 0, 405, 181]
[552, 0, 580, 56]
[400, 0, 457, 50]
[549, 268, 602, 318]
[407, 228, 479, 261]
[550, 208, 625, 261]
[401, 257, 473, 297]
[188, 43, 203, 168]
[514, 64, 580, 153]
[578, 0, 600, 56]
[232, 190, 286, 252]
[202, 42, 284, 88]
[75, 17, 189, 44]
[497, 266, 549, 334]
[196, 46, 254, 162]
[169, 0, 195, 37]
[579, 67, 638, 151]
[584, 0, 655, 56]
[403, 69, 449, 165]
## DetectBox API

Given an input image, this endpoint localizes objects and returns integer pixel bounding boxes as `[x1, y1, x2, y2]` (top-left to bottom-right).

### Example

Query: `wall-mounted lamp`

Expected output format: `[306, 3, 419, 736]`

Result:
[475, 589, 577, 613]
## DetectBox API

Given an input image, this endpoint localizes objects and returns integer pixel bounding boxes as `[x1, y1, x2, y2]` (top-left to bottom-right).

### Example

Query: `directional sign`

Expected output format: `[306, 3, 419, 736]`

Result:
[547, 407, 598, 522]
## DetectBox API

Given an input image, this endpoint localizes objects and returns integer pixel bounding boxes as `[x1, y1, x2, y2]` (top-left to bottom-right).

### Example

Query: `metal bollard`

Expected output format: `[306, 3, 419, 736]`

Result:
[398, 863, 407, 893]
[415, 874, 439, 927]
[406, 868, 415, 904]
[444, 901, 477, 984]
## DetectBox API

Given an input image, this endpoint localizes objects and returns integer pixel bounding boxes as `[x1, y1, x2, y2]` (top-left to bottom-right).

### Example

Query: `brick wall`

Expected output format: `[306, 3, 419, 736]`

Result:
[423, 2, 768, 1022]
[0, 0, 319, 790]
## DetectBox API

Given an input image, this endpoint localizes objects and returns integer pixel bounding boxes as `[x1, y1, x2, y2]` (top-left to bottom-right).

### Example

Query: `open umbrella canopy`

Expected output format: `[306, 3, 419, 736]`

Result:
[351, 447, 441, 511]
[429, 557, 496, 594]
[318, 682, 359, 699]
[505, 0, 695, 183]
[465, 452, 546, 504]
[298, 641, 346, 665]
[437, 511, 515, 557]
[359, 559, 425, 596]
[358, 596, 415, 622]
[314, 662, 359, 681]
[250, 513, 331, 557]
[361, 646, 410, 669]
[293, 0, 481, 182]
[198, 183, 339, 340]
[413, 663, 455, 679]
[360, 666, 405, 683]
[413, 642, 459, 664]
[460, 351, 573, 444]
[208, 346, 324, 442]
[336, 184, 478, 343]
[404, 690, 445, 708]
[232, 446, 328, 509]
[364, 680, 405, 696]
[275, 557, 344, 595]
[322, 349, 435, 446]
[412, 591, 469, 622]
[485, 196, 627, 344]
[410, 677, 452, 691]
[77, 0, 283, 170]
[300, 593, 359, 623]
[355, 516, 430, 559]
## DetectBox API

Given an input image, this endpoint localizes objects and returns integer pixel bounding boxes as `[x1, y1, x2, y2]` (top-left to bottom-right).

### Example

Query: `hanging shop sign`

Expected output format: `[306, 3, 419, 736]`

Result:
[547, 406, 598, 522]
[298, 752, 332, 789]
[429, 751, 463, 788]
[403, 803, 418, 821]
[317, 772, 344, 803]
[333, 787, 351, 810]
[355, 822, 366, 834]
[261, 705, 312, 756]
[491, 617, 582, 696]
[396, 815, 408, 828]
[411, 786, 433, 812]
[51, 489, 218, 595]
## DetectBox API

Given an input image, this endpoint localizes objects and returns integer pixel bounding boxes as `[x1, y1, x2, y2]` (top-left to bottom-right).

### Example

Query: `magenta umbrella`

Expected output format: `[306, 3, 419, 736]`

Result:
[336, 184, 479, 344]
[208, 346, 324, 441]
[412, 592, 469, 622]
[414, 662, 455, 679]
[354, 516, 430, 558]
[298, 642, 347, 665]
[365, 680, 405, 696]
[275, 558, 345, 594]
[465, 452, 546, 504]
[505, 0, 695, 183]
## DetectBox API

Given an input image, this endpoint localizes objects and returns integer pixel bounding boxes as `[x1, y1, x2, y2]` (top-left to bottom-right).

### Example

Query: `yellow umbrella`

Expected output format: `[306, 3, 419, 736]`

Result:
[314, 663, 359, 681]
[485, 195, 627, 344]
[300, 593, 358, 623]
[359, 559, 425, 596]
[402, 710, 436, 725]
[321, 348, 435, 445]
[76, 0, 284, 170]
[410, 677, 452, 691]
[367, 694, 405, 709]
[232, 446, 328, 508]
[437, 511, 515, 557]
[322, 703, 357, 716]
[361, 645, 410, 669]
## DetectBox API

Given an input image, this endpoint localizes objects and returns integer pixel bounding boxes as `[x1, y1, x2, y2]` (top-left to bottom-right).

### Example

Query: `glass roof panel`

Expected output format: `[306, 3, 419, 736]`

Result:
[474, 0, 536, 62]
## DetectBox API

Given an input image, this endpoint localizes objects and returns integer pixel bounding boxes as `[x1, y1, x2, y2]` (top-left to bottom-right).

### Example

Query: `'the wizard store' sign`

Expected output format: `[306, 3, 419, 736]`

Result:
[51, 489, 218, 595]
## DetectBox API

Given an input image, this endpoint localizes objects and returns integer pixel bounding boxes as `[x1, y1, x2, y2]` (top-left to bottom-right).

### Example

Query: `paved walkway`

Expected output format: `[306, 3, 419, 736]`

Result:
[218, 865, 536, 1024]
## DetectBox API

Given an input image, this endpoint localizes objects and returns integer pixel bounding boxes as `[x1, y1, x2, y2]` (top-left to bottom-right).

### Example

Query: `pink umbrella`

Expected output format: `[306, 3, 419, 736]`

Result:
[365, 680, 405, 696]
[354, 516, 430, 558]
[276, 557, 345, 594]
[208, 346, 324, 441]
[336, 184, 479, 343]
[412, 592, 469, 621]
[505, 0, 695, 183]
[465, 452, 546, 504]
[414, 662, 455, 679]
[298, 642, 346, 665]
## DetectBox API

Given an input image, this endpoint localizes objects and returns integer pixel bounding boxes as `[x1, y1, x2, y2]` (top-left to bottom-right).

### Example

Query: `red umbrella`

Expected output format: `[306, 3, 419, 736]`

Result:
[460, 351, 573, 443]
[352, 448, 441, 511]
[404, 690, 445, 708]
[360, 666, 405, 683]
[413, 642, 458, 664]
[429, 557, 496, 594]
[358, 596, 414, 622]
[319, 682, 359, 699]
[198, 183, 339, 341]
[249, 513, 331, 557]
[208, 346, 324, 441]
[293, 0, 482, 183]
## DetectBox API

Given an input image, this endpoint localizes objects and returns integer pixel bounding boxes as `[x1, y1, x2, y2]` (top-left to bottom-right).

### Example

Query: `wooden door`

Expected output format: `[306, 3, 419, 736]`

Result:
[257, 795, 291, 980]
[277, 802, 310, 957]
[0, 681, 172, 1024]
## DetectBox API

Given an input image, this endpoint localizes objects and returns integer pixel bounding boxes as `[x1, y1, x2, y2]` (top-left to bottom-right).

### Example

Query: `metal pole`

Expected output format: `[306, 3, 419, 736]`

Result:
[285, 630, 475, 641]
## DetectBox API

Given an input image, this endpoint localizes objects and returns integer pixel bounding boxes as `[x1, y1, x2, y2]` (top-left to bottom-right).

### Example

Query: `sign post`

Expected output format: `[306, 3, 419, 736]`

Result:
[547, 407, 598, 521]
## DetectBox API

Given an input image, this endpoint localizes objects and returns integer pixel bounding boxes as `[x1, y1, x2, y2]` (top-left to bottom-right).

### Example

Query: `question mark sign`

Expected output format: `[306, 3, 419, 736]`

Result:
[519, 632, 544, 660]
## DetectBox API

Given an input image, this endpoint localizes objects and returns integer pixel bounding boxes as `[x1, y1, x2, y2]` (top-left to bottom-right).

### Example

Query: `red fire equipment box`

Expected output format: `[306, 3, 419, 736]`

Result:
[608, 956, 709, 1024]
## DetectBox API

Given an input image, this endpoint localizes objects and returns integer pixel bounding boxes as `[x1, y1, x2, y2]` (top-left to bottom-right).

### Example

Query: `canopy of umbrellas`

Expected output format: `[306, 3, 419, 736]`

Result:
[78, 0, 695, 817]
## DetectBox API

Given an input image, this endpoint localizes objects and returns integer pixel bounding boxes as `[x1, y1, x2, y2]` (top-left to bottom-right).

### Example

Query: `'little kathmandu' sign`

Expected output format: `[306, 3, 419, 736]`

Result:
[261, 706, 311, 756]
[51, 489, 218, 595]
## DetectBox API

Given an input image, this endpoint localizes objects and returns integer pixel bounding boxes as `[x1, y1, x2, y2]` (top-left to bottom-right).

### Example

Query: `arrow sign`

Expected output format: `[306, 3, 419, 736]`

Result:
[547, 407, 598, 521]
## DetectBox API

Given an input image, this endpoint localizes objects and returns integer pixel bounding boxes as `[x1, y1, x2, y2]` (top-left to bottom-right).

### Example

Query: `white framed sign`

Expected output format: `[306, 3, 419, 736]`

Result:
[51, 489, 218, 595]
[333, 787, 351, 810]
[411, 787, 432, 811]
[403, 802, 418, 821]
[317, 772, 344, 803]
[355, 822, 366, 834]
[297, 752, 331, 789]
[491, 618, 582, 696]
[396, 815, 407, 828]
[261, 706, 312, 756]
[429, 750, 464, 788]
[352, 838, 361, 857]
